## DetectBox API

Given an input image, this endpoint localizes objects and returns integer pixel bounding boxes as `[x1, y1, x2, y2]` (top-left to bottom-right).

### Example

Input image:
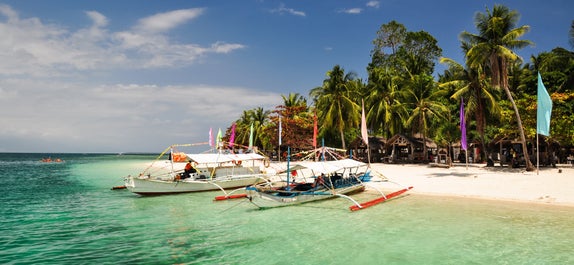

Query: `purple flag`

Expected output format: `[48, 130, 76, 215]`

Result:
[460, 98, 467, 151]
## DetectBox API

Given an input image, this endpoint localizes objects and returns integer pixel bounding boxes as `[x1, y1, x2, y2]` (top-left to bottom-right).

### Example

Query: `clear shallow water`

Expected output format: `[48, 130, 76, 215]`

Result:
[0, 153, 572, 264]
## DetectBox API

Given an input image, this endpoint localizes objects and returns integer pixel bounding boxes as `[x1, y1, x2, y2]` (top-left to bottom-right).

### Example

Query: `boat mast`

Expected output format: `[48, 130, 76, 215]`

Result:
[170, 145, 175, 177]
[286, 146, 291, 190]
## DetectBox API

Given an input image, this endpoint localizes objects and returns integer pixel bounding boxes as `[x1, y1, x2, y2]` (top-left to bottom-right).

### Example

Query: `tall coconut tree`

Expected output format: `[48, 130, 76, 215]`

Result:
[402, 73, 448, 161]
[250, 107, 271, 149]
[231, 107, 271, 150]
[440, 50, 502, 161]
[281, 93, 308, 109]
[310, 65, 361, 149]
[365, 67, 406, 138]
[460, 4, 535, 170]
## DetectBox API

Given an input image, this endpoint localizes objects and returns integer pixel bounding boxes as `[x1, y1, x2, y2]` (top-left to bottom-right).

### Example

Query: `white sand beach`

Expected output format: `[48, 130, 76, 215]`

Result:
[368, 163, 574, 207]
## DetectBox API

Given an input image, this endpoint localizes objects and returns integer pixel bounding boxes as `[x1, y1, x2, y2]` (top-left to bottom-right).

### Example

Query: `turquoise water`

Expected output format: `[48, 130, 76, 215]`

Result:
[1, 153, 572, 264]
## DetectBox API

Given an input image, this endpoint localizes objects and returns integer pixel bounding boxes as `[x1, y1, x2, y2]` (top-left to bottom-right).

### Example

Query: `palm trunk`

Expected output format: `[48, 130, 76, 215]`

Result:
[475, 89, 488, 162]
[502, 86, 535, 171]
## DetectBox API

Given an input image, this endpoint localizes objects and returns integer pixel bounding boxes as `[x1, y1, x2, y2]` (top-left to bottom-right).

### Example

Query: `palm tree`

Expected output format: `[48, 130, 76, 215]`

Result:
[365, 67, 406, 138]
[281, 93, 308, 109]
[460, 4, 535, 170]
[310, 65, 361, 149]
[250, 107, 271, 149]
[440, 53, 502, 161]
[402, 73, 448, 161]
[230, 107, 271, 151]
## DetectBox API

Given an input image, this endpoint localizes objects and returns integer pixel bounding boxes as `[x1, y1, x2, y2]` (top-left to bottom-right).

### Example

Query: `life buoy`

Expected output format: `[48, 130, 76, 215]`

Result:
[172, 152, 187, 162]
[232, 160, 242, 166]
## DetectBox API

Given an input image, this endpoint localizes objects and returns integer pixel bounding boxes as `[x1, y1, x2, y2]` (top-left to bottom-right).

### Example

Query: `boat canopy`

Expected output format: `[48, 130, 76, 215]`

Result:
[186, 153, 266, 164]
[288, 159, 367, 174]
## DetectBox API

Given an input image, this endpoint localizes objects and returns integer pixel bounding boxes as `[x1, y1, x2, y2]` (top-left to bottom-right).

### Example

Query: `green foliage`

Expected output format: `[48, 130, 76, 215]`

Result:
[224, 4, 573, 154]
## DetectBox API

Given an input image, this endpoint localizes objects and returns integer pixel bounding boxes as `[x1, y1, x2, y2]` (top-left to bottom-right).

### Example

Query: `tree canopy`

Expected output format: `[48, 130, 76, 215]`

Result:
[221, 6, 574, 164]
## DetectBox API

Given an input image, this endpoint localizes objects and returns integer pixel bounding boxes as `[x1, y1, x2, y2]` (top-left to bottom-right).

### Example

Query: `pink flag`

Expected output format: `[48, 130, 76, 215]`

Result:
[230, 123, 236, 148]
[361, 99, 368, 146]
[209, 128, 213, 147]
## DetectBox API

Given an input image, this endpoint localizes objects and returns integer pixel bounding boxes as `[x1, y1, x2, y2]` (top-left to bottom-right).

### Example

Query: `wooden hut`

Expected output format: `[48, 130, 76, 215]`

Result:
[384, 134, 437, 163]
[348, 136, 386, 163]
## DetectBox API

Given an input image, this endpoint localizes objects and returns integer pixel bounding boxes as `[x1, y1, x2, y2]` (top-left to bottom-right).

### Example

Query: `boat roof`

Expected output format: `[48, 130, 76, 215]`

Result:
[288, 159, 367, 174]
[186, 153, 265, 164]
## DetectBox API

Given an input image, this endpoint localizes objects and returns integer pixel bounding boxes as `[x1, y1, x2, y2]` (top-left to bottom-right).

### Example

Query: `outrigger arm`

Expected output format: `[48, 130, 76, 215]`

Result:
[213, 176, 269, 201]
[334, 194, 362, 208]
[349, 186, 413, 211]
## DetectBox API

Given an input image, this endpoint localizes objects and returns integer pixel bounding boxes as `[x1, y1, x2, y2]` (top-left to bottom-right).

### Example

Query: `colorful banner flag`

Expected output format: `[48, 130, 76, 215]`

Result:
[229, 123, 236, 148]
[361, 99, 369, 146]
[216, 128, 222, 148]
[249, 122, 254, 150]
[460, 97, 467, 151]
[209, 127, 213, 147]
[537, 72, 552, 136]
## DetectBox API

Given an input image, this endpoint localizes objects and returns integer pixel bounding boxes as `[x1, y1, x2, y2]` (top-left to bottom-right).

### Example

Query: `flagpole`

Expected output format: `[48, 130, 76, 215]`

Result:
[465, 149, 468, 170]
[536, 133, 540, 175]
[536, 72, 552, 175]
[278, 116, 282, 162]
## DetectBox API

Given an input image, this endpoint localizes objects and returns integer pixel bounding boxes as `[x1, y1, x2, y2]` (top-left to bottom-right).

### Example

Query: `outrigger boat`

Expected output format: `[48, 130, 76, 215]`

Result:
[124, 145, 272, 196]
[242, 156, 412, 211]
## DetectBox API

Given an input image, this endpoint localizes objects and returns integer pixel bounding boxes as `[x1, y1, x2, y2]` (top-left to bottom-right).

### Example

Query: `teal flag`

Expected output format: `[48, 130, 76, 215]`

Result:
[536, 72, 552, 136]
[216, 128, 222, 148]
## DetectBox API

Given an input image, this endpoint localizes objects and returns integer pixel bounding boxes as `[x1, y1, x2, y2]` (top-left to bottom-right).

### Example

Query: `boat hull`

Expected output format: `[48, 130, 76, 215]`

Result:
[125, 176, 266, 195]
[246, 184, 365, 209]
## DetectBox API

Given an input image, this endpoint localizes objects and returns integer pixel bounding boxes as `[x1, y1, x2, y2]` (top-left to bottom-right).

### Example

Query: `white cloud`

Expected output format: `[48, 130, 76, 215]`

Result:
[340, 8, 362, 15]
[270, 3, 306, 17]
[366, 1, 380, 9]
[135, 8, 204, 33]
[0, 4, 18, 21]
[0, 79, 281, 152]
[0, 5, 265, 152]
[86, 10, 108, 28]
[0, 5, 245, 75]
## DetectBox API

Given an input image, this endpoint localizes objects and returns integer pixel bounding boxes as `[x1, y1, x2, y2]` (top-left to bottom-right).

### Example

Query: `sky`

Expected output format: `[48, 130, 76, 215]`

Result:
[0, 0, 572, 153]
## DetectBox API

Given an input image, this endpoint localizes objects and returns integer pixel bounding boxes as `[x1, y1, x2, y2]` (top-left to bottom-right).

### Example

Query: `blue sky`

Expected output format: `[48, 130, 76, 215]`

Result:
[0, 1, 571, 153]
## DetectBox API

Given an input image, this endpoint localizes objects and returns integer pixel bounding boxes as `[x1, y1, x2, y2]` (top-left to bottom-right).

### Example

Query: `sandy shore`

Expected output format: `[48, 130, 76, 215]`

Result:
[368, 163, 574, 207]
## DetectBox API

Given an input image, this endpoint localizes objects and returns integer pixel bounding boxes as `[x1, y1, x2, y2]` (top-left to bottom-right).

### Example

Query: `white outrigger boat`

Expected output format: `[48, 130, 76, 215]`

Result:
[243, 157, 412, 211]
[124, 147, 272, 196]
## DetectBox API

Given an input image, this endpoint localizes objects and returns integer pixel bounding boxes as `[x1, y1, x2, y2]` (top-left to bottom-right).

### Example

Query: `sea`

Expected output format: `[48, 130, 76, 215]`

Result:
[0, 153, 572, 265]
